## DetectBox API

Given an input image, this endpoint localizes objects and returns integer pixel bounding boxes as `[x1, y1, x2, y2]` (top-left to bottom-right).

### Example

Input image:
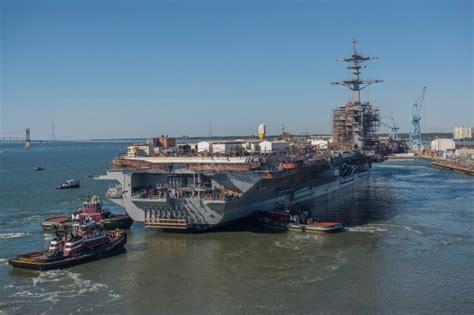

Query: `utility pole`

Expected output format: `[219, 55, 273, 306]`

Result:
[208, 122, 213, 138]
[50, 122, 56, 145]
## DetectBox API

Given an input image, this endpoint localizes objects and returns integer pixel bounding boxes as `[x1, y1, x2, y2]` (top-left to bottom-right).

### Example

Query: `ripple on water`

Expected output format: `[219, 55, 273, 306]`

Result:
[346, 223, 426, 235]
[402, 225, 423, 235]
[427, 235, 465, 254]
[273, 233, 322, 250]
[345, 225, 389, 233]
[0, 232, 30, 240]
[375, 164, 432, 171]
[0, 214, 43, 228]
[269, 233, 349, 285]
[1, 270, 121, 314]
[283, 249, 349, 285]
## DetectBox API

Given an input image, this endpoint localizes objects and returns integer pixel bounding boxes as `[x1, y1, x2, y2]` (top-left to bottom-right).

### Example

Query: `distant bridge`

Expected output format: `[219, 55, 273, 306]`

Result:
[0, 130, 25, 142]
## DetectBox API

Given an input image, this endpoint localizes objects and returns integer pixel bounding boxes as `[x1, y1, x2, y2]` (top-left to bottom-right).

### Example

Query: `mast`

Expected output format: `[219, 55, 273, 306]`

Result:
[331, 39, 382, 149]
[331, 38, 383, 105]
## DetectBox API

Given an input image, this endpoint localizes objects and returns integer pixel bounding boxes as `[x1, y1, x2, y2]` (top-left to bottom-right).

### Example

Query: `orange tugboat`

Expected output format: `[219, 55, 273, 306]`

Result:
[42, 196, 133, 231]
[258, 203, 344, 233]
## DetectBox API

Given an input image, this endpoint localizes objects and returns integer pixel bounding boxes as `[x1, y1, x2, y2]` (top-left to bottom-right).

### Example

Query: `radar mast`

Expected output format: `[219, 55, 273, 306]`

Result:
[331, 39, 382, 149]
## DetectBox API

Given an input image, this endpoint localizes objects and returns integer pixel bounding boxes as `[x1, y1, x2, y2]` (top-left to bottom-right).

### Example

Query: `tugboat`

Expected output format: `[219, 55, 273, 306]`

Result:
[42, 196, 133, 231]
[258, 203, 344, 234]
[9, 222, 127, 270]
[35, 166, 44, 171]
[56, 179, 80, 189]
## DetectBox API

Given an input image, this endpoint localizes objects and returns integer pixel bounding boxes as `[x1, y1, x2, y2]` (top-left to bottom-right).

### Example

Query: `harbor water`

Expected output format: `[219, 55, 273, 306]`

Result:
[0, 142, 473, 314]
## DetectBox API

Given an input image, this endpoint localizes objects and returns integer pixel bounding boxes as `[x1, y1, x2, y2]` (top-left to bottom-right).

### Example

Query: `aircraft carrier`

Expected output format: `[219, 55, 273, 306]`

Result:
[98, 40, 384, 231]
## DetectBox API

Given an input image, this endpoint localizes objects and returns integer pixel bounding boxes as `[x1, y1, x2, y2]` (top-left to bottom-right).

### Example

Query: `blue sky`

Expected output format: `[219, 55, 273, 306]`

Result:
[1, 0, 472, 140]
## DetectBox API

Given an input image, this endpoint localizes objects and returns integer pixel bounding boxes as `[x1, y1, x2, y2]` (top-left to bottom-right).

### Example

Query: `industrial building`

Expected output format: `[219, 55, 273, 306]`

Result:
[309, 139, 329, 149]
[240, 139, 261, 153]
[453, 126, 472, 140]
[127, 144, 151, 157]
[431, 138, 456, 151]
[197, 141, 212, 153]
[197, 141, 244, 154]
[260, 140, 289, 153]
[212, 141, 243, 154]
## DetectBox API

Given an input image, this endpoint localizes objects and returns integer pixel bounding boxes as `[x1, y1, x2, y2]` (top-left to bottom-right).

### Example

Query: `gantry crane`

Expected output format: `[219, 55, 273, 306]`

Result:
[409, 87, 427, 149]
[381, 116, 400, 140]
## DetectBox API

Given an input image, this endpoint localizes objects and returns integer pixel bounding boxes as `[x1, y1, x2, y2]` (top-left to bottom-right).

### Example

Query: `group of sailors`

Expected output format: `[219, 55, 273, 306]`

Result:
[132, 186, 168, 199]
[132, 185, 238, 201]
[70, 213, 95, 226]
[289, 209, 313, 225]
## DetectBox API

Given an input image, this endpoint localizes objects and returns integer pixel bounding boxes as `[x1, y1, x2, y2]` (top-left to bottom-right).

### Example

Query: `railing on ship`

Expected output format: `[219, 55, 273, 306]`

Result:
[131, 187, 239, 202]
[144, 207, 188, 229]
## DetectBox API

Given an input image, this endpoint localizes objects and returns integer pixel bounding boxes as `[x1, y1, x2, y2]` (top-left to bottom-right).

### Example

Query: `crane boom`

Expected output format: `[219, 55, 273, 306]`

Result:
[409, 87, 427, 150]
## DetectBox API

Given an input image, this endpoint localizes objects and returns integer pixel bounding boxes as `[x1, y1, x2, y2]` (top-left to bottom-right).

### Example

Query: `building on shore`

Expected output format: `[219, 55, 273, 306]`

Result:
[453, 126, 472, 140]
[127, 144, 150, 157]
[260, 140, 289, 153]
[212, 141, 243, 154]
[309, 139, 329, 149]
[431, 138, 456, 151]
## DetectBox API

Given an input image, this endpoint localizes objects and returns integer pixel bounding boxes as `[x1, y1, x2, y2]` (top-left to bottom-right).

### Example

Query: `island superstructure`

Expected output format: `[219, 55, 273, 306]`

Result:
[331, 39, 382, 150]
[98, 41, 384, 231]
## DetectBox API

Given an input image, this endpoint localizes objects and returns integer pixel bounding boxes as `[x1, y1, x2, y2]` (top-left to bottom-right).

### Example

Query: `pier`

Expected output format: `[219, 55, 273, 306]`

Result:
[432, 160, 474, 176]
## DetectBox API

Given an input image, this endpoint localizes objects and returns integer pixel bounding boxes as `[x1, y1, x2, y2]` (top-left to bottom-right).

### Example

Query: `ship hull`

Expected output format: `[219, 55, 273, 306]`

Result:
[99, 166, 370, 232]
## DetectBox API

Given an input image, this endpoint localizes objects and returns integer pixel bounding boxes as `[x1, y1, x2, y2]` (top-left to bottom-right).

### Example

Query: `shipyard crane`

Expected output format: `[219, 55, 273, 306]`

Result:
[409, 87, 427, 150]
[381, 116, 400, 140]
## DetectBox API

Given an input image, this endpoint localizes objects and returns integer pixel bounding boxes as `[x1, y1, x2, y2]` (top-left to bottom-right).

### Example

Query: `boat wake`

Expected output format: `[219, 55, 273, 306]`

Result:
[345, 225, 388, 233]
[1, 270, 121, 313]
[269, 234, 348, 285]
[346, 223, 424, 235]
[1, 214, 43, 227]
[440, 236, 464, 246]
[401, 224, 423, 235]
[0, 232, 30, 240]
[273, 233, 321, 250]
[285, 249, 348, 285]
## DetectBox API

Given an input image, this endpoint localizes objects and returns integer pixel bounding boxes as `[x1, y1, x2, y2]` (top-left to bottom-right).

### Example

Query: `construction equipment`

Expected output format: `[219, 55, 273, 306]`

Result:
[408, 87, 427, 150]
[381, 116, 400, 140]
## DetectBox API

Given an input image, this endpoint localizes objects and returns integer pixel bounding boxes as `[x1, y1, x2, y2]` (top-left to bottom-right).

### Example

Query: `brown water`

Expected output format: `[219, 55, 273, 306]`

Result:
[1, 143, 473, 314]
